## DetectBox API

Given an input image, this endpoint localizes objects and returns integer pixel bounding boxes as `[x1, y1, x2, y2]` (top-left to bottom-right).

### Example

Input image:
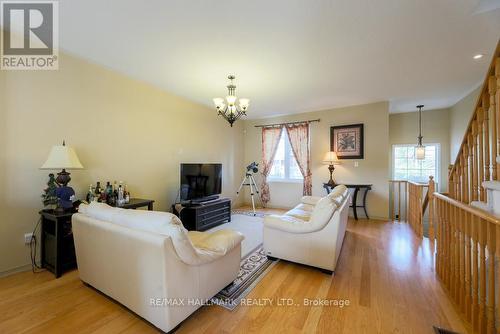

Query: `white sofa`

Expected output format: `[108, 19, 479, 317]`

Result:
[263, 185, 350, 273]
[72, 202, 244, 333]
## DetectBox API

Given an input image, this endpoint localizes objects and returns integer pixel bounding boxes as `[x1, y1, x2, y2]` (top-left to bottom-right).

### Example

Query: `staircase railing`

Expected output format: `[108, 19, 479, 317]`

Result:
[433, 40, 500, 334]
[408, 178, 435, 239]
[448, 41, 500, 203]
[389, 180, 408, 222]
[434, 193, 499, 334]
[389, 177, 435, 239]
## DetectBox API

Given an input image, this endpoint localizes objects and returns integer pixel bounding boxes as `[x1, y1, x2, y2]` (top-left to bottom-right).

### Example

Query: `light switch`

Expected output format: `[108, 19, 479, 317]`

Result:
[354, 161, 359, 167]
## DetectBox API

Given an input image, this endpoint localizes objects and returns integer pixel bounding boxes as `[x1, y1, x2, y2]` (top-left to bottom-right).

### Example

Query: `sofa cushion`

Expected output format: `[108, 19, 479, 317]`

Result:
[309, 195, 338, 227]
[300, 195, 322, 206]
[327, 185, 349, 208]
[188, 230, 244, 255]
[285, 207, 312, 221]
[263, 214, 313, 233]
[79, 202, 184, 235]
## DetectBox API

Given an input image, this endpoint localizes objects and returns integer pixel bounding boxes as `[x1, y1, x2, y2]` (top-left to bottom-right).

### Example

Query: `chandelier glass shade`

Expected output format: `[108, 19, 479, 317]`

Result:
[213, 75, 250, 127]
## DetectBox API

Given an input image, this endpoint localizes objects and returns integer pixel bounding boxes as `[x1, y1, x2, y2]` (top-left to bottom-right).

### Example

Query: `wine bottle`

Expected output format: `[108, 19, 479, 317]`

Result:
[117, 181, 124, 205]
[95, 181, 102, 195]
[86, 184, 94, 203]
[124, 184, 130, 203]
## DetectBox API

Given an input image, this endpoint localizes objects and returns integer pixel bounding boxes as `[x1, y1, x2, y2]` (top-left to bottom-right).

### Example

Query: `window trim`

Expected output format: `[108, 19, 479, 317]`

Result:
[391, 143, 440, 185]
[268, 129, 304, 183]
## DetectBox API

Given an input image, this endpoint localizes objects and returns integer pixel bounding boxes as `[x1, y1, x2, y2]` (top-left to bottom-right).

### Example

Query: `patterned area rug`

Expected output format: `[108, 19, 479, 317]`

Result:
[211, 245, 277, 311]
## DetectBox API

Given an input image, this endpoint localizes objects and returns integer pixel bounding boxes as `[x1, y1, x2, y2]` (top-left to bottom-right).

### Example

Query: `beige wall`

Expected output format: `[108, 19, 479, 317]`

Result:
[450, 87, 481, 163]
[0, 53, 245, 274]
[389, 108, 450, 192]
[243, 102, 390, 220]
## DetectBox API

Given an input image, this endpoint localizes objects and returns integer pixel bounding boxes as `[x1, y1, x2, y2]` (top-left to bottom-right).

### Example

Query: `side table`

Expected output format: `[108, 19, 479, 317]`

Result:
[323, 183, 372, 220]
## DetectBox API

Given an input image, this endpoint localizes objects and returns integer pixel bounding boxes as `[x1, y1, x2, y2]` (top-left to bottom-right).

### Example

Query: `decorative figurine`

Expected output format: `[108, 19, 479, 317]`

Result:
[42, 173, 59, 209]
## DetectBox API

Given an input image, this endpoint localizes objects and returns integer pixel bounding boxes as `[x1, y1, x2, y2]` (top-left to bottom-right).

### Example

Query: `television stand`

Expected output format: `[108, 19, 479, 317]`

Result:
[172, 198, 231, 231]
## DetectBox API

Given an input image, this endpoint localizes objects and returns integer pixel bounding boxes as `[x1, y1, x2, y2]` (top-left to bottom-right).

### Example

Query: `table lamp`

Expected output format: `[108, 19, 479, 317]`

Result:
[323, 151, 340, 188]
[40, 141, 84, 211]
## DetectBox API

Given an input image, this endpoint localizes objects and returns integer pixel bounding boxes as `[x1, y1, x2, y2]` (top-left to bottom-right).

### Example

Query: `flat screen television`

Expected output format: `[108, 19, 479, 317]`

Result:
[180, 163, 222, 202]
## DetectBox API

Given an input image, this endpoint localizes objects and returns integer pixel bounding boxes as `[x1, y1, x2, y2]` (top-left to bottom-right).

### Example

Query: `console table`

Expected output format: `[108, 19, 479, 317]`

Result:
[172, 198, 231, 231]
[116, 198, 155, 210]
[323, 183, 372, 220]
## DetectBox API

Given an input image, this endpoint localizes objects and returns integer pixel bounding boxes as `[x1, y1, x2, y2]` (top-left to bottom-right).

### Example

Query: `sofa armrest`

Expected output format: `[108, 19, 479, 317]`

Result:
[301, 196, 322, 206]
[188, 229, 244, 263]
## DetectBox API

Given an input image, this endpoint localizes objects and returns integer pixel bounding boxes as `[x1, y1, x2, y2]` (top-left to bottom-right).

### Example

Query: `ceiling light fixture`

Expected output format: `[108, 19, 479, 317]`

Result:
[415, 105, 425, 160]
[213, 75, 250, 127]
[473, 54, 484, 60]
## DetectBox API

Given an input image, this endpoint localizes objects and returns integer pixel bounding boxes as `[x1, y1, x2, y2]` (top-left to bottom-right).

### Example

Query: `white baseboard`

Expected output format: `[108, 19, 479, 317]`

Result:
[0, 264, 32, 278]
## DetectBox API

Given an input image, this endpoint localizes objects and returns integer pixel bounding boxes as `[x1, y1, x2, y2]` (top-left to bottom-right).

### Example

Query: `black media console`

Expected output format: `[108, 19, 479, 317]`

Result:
[172, 198, 231, 231]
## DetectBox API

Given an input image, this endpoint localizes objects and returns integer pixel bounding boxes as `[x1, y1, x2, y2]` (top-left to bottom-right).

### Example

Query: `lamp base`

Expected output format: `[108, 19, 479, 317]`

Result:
[325, 180, 337, 188]
[326, 164, 336, 188]
[56, 169, 71, 187]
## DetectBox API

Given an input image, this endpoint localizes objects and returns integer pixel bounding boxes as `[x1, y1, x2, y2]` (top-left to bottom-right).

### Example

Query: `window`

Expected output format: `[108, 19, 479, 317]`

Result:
[393, 144, 439, 184]
[269, 129, 303, 181]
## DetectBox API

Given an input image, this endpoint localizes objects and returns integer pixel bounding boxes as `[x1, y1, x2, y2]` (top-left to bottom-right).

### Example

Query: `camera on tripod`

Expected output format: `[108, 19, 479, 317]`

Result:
[237, 162, 261, 216]
[246, 162, 259, 174]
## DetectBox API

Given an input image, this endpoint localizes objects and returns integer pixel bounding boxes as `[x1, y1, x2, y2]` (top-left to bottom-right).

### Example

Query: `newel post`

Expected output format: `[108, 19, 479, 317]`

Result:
[428, 176, 435, 241]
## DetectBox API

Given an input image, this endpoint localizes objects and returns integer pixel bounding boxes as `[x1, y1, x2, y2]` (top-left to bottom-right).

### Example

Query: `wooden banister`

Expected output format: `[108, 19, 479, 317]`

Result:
[433, 193, 500, 225]
[433, 192, 499, 333]
[449, 40, 500, 204]
[390, 177, 435, 239]
[435, 40, 500, 334]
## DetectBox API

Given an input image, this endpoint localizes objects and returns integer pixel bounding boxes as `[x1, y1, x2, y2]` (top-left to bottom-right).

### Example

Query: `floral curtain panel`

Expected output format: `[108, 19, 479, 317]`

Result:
[260, 126, 284, 205]
[285, 123, 312, 195]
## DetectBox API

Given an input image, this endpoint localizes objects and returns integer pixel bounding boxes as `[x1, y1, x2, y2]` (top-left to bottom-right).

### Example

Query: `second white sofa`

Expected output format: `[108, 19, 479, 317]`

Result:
[263, 185, 350, 273]
[73, 202, 244, 333]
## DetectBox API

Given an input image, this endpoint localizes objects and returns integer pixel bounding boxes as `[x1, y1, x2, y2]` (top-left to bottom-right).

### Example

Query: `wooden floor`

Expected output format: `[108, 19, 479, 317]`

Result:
[0, 215, 468, 333]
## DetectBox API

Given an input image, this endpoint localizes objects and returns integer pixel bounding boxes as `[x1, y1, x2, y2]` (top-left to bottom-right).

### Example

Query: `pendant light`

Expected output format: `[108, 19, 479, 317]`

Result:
[415, 105, 425, 160]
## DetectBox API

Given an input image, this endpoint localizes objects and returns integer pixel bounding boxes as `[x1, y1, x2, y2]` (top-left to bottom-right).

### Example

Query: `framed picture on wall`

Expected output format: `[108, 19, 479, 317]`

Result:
[330, 123, 364, 159]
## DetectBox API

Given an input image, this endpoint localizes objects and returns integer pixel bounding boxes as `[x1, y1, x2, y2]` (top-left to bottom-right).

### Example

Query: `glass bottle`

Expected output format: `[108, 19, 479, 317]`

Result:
[124, 184, 130, 203]
[86, 184, 94, 203]
[95, 181, 102, 195]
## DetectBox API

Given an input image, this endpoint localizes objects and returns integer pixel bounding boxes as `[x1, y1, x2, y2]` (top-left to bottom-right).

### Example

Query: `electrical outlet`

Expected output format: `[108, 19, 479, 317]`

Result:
[24, 233, 34, 244]
[354, 161, 359, 167]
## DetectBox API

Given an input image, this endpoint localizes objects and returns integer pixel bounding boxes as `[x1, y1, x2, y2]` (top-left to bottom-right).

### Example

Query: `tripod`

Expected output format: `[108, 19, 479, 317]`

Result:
[236, 172, 261, 216]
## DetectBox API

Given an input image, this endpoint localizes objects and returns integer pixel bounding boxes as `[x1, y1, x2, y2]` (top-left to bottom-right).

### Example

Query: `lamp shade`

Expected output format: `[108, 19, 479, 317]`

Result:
[415, 145, 426, 160]
[40, 144, 84, 170]
[323, 151, 340, 164]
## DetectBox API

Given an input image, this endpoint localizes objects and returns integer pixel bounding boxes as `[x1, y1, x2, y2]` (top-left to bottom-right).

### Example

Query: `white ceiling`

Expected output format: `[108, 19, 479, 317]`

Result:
[56, 0, 500, 117]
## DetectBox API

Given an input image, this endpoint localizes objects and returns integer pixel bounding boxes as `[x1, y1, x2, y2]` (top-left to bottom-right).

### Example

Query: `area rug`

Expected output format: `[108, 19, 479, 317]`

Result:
[211, 245, 277, 311]
[208, 213, 265, 257]
[231, 209, 268, 218]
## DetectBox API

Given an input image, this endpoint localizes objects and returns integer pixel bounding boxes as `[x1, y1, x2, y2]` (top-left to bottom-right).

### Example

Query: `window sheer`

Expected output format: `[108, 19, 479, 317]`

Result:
[269, 128, 303, 181]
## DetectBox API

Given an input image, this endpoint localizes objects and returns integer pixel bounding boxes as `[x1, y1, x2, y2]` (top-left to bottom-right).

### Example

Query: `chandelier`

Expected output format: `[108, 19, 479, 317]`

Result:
[415, 104, 425, 160]
[213, 75, 250, 127]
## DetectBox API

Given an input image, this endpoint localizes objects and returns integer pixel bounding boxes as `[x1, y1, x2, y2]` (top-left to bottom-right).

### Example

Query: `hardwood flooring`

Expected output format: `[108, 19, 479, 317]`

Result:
[0, 215, 468, 333]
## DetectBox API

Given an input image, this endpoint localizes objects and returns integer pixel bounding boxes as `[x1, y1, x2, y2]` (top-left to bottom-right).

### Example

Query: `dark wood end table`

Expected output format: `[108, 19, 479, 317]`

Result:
[323, 183, 372, 220]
